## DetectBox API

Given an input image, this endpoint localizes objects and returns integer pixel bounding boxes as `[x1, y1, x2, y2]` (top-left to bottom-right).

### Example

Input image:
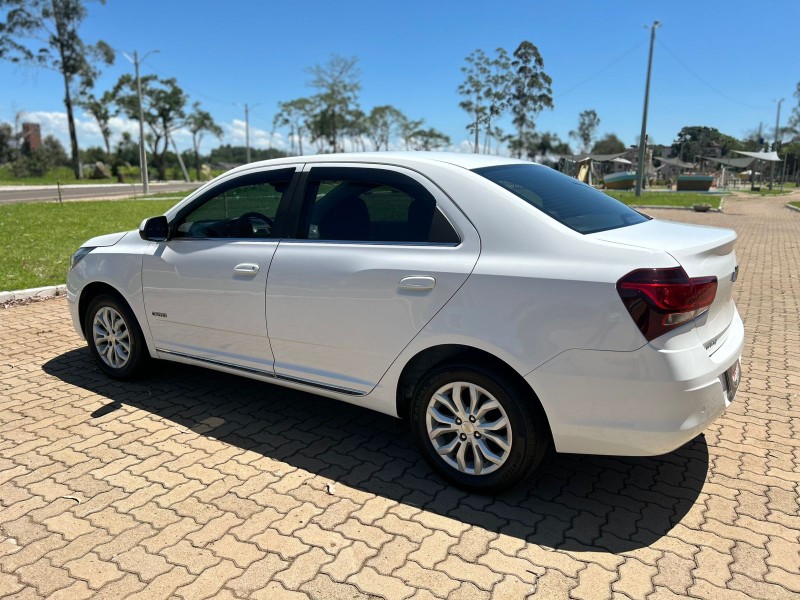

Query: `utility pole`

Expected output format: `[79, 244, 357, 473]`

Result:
[635, 20, 660, 197]
[123, 49, 159, 195]
[244, 103, 251, 164]
[769, 98, 783, 190]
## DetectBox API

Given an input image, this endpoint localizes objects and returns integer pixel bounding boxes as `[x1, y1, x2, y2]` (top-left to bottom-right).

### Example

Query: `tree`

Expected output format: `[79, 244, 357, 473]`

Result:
[0, 0, 114, 178]
[570, 110, 600, 154]
[273, 97, 314, 155]
[591, 133, 626, 155]
[458, 49, 490, 153]
[670, 126, 742, 162]
[366, 105, 405, 151]
[787, 82, 800, 142]
[0, 122, 16, 164]
[408, 127, 451, 151]
[483, 48, 512, 153]
[77, 89, 115, 161]
[399, 117, 424, 150]
[306, 54, 361, 152]
[508, 41, 553, 159]
[185, 102, 223, 180]
[113, 74, 187, 181]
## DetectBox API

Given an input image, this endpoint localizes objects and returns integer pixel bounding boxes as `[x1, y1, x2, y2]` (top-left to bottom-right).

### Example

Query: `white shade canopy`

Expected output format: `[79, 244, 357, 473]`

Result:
[732, 150, 782, 162]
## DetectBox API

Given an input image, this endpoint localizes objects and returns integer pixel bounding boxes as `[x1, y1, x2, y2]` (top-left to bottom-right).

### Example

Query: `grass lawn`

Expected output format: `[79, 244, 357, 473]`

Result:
[0, 198, 176, 291]
[789, 202, 800, 209]
[0, 166, 144, 186]
[606, 191, 723, 210]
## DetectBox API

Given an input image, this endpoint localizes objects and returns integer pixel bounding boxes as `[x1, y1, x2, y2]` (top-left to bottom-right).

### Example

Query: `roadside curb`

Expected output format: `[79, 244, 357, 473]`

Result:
[0, 284, 67, 304]
[785, 203, 800, 213]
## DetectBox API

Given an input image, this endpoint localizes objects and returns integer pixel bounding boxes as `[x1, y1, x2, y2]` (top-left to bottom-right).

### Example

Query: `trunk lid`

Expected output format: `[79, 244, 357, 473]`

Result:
[593, 219, 738, 349]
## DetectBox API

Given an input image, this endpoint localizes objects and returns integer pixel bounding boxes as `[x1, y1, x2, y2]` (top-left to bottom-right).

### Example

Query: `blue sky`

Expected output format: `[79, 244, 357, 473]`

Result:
[1, 0, 798, 155]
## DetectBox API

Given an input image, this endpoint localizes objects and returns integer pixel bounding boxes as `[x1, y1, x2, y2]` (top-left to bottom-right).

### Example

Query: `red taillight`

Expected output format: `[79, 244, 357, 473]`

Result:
[617, 267, 717, 341]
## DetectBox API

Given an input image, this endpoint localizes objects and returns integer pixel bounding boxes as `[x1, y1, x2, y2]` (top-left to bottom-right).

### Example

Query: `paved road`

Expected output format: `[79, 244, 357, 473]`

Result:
[0, 195, 799, 599]
[0, 182, 201, 205]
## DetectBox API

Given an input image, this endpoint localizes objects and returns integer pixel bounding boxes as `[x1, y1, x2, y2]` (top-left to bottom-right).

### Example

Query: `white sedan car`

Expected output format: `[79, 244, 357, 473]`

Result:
[67, 153, 743, 491]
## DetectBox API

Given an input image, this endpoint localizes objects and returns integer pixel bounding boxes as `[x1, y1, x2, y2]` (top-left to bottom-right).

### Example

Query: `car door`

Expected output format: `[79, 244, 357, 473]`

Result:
[266, 164, 480, 394]
[142, 166, 299, 373]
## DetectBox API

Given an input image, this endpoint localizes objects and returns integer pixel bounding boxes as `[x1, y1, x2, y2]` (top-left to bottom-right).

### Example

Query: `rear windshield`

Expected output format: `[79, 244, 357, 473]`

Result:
[473, 164, 649, 234]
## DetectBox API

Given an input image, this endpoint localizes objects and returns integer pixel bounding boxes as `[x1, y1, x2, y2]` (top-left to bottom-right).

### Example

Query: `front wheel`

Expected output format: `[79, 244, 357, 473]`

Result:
[410, 365, 548, 492]
[84, 294, 149, 379]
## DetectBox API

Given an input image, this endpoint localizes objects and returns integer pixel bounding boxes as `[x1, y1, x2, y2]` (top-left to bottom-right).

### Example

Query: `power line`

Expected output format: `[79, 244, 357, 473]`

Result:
[656, 39, 770, 111]
[554, 39, 647, 100]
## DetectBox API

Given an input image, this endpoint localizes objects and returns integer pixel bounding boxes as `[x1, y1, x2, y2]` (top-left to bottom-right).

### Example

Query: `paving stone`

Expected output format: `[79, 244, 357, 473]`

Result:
[4, 194, 800, 600]
[349, 566, 415, 600]
[274, 547, 335, 589]
[226, 553, 289, 597]
[173, 558, 243, 600]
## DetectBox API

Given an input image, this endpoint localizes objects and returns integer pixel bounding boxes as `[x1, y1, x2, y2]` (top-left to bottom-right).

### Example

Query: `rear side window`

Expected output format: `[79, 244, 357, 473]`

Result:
[473, 164, 649, 234]
[299, 167, 460, 244]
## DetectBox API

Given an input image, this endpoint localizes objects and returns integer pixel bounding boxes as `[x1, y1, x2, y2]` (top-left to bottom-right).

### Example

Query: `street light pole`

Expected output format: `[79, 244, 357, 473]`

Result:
[124, 49, 159, 195]
[635, 20, 660, 198]
[769, 98, 784, 190]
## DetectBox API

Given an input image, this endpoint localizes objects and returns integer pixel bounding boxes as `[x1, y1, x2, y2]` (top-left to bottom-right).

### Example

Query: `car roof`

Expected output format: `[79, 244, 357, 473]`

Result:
[225, 151, 534, 175]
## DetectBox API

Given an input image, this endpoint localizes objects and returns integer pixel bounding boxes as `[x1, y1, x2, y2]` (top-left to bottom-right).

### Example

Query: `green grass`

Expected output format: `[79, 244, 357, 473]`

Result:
[789, 202, 800, 209]
[0, 166, 136, 186]
[0, 199, 177, 291]
[606, 191, 723, 210]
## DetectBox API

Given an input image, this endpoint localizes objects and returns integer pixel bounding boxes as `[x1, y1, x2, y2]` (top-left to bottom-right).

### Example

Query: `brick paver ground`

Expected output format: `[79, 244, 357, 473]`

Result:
[1, 193, 799, 599]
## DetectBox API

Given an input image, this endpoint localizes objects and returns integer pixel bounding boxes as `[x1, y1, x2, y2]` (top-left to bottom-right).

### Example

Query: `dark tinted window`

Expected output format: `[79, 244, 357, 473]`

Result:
[174, 169, 294, 239]
[473, 164, 649, 234]
[300, 167, 459, 244]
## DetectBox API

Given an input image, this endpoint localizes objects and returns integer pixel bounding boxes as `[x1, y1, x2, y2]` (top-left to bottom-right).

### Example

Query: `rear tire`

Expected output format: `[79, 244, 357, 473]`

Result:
[84, 294, 149, 379]
[410, 364, 548, 492]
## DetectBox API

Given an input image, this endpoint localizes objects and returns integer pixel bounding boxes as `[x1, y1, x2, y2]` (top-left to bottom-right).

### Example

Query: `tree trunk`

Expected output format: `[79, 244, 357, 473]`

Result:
[103, 134, 111, 165]
[474, 109, 479, 153]
[194, 142, 200, 181]
[60, 72, 81, 178]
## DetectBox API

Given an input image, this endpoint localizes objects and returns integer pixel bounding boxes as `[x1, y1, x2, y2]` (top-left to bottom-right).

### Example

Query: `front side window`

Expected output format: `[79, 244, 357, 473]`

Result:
[299, 168, 459, 244]
[174, 169, 294, 239]
[473, 164, 649, 234]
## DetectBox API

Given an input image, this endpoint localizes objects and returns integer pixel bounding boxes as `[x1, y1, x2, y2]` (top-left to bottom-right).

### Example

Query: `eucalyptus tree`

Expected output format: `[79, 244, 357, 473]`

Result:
[185, 102, 223, 180]
[367, 105, 405, 151]
[0, 0, 114, 178]
[458, 49, 490, 153]
[273, 97, 314, 155]
[113, 74, 187, 181]
[570, 109, 600, 154]
[482, 48, 512, 153]
[306, 54, 361, 152]
[508, 41, 553, 159]
[409, 127, 451, 151]
[399, 117, 425, 150]
[77, 89, 115, 161]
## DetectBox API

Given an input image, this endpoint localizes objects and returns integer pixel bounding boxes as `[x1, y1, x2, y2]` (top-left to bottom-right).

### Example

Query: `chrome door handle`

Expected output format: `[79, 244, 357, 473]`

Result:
[398, 276, 436, 291]
[233, 263, 259, 275]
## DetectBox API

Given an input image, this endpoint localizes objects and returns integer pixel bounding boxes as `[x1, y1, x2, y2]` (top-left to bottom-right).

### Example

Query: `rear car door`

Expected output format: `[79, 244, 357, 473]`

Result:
[142, 166, 299, 373]
[265, 164, 480, 394]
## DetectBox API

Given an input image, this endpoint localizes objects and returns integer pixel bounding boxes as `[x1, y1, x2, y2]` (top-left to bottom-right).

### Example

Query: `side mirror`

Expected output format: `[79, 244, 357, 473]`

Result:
[139, 216, 169, 241]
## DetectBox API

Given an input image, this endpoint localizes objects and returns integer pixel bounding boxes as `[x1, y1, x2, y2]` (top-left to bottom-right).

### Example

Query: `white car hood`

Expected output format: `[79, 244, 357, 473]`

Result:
[83, 230, 130, 247]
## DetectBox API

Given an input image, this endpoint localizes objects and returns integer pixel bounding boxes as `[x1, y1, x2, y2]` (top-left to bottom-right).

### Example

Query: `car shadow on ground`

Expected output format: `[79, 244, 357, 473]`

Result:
[43, 348, 708, 554]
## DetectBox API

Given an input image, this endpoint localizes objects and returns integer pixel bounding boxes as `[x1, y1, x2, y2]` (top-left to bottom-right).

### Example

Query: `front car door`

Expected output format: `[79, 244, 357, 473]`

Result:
[266, 164, 480, 394]
[142, 166, 299, 373]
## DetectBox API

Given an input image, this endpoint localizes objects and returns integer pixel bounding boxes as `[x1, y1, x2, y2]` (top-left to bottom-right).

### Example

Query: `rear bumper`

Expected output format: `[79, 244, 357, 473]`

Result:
[527, 307, 744, 456]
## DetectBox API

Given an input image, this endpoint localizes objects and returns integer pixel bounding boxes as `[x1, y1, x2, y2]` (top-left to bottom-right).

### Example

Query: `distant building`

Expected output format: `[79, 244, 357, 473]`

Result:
[21, 123, 42, 153]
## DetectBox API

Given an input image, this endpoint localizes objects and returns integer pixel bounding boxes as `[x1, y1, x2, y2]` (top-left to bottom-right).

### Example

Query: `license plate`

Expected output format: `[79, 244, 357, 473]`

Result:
[725, 360, 741, 401]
